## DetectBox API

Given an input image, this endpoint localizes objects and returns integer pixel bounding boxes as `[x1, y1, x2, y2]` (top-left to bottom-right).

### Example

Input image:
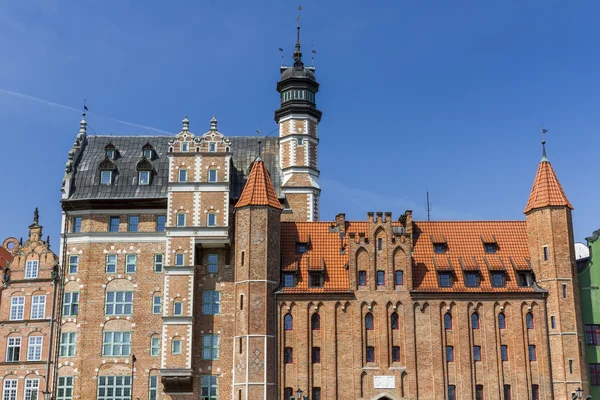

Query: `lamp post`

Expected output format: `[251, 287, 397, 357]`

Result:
[42, 391, 52, 400]
[576, 387, 584, 399]
[295, 388, 303, 400]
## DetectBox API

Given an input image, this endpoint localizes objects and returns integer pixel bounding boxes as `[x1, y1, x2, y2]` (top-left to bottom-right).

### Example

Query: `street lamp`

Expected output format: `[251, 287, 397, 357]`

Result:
[295, 388, 303, 400]
[576, 387, 584, 399]
[42, 391, 53, 400]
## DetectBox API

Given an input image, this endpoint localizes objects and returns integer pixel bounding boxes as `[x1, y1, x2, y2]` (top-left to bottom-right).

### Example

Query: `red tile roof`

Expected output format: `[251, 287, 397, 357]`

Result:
[0, 246, 13, 269]
[235, 158, 283, 210]
[524, 160, 573, 213]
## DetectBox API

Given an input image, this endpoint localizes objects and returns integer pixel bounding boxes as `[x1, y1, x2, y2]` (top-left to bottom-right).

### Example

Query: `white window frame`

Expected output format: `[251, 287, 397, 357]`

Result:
[97, 376, 131, 400]
[2, 379, 17, 400]
[152, 296, 162, 314]
[10, 297, 25, 320]
[106, 149, 115, 160]
[125, 254, 136, 273]
[150, 337, 160, 357]
[6, 337, 21, 362]
[60, 332, 76, 358]
[176, 213, 186, 227]
[201, 376, 218, 400]
[102, 331, 131, 356]
[100, 170, 113, 185]
[63, 292, 79, 316]
[106, 254, 117, 273]
[56, 376, 74, 400]
[105, 291, 133, 316]
[202, 291, 221, 315]
[179, 169, 188, 182]
[154, 254, 164, 272]
[207, 213, 217, 227]
[208, 169, 217, 182]
[173, 301, 183, 316]
[68, 255, 79, 274]
[181, 142, 189, 152]
[24, 378, 39, 400]
[143, 149, 153, 159]
[139, 170, 150, 185]
[149, 376, 159, 400]
[27, 336, 43, 361]
[25, 260, 39, 279]
[31, 295, 46, 319]
[208, 142, 217, 152]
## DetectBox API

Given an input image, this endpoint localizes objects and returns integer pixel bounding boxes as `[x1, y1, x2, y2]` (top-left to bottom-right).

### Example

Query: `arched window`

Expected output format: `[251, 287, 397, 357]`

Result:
[284, 314, 293, 331]
[391, 313, 399, 330]
[444, 313, 452, 330]
[311, 313, 320, 330]
[526, 312, 534, 329]
[471, 313, 480, 329]
[498, 313, 506, 329]
[365, 313, 374, 330]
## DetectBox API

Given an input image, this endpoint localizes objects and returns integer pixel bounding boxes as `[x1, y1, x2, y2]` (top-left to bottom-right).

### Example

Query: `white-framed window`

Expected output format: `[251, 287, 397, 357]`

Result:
[176, 213, 186, 227]
[97, 376, 131, 400]
[139, 170, 150, 185]
[207, 254, 218, 273]
[202, 291, 221, 315]
[150, 337, 160, 357]
[175, 253, 185, 266]
[106, 149, 115, 160]
[10, 297, 25, 320]
[63, 292, 79, 316]
[60, 332, 76, 357]
[201, 376, 218, 400]
[2, 379, 17, 400]
[149, 376, 159, 400]
[56, 376, 74, 400]
[68, 255, 79, 274]
[27, 336, 43, 361]
[25, 260, 39, 279]
[179, 169, 188, 182]
[102, 332, 131, 356]
[31, 295, 46, 319]
[181, 142, 189, 152]
[100, 170, 113, 185]
[126, 254, 136, 273]
[71, 217, 82, 233]
[143, 149, 153, 159]
[172, 339, 182, 354]
[207, 213, 217, 227]
[106, 254, 117, 273]
[24, 378, 39, 400]
[209, 142, 217, 152]
[6, 337, 21, 362]
[105, 291, 133, 315]
[152, 295, 162, 314]
[208, 169, 217, 182]
[173, 301, 183, 316]
[202, 334, 219, 360]
[154, 254, 164, 272]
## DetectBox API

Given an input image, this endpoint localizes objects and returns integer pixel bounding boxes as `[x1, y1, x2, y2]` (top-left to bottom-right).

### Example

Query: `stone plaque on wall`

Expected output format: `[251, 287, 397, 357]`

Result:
[373, 375, 395, 389]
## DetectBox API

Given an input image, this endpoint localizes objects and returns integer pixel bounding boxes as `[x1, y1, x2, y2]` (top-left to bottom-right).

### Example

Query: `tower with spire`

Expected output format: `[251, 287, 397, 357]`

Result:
[275, 10, 323, 222]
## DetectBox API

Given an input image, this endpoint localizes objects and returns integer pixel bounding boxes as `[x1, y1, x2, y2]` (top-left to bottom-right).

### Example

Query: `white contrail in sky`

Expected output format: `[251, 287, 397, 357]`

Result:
[0, 88, 172, 134]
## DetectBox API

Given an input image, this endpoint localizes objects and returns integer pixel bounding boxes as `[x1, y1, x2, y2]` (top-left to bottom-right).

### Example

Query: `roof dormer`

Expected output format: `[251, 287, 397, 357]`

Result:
[142, 142, 154, 160]
[136, 158, 153, 186]
[104, 142, 117, 160]
[98, 158, 116, 185]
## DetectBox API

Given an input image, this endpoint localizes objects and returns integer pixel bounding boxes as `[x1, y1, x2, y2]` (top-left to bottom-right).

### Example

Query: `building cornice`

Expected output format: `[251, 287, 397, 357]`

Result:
[62, 198, 167, 211]
[64, 232, 166, 244]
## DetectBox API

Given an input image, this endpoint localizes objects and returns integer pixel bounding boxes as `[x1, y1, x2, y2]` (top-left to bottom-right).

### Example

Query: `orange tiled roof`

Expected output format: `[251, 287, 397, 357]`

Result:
[0, 247, 12, 269]
[235, 158, 283, 210]
[524, 159, 573, 213]
[413, 221, 532, 292]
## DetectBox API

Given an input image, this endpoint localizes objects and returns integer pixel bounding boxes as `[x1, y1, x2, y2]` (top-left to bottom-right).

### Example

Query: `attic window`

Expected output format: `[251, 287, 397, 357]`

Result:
[181, 142, 189, 152]
[439, 272, 453, 288]
[296, 244, 308, 254]
[209, 142, 217, 152]
[136, 158, 153, 186]
[100, 170, 113, 185]
[104, 143, 117, 160]
[138, 171, 150, 185]
[98, 158, 116, 185]
[484, 244, 497, 254]
[434, 244, 446, 254]
[142, 142, 154, 160]
[465, 272, 480, 288]
[282, 273, 295, 288]
[309, 272, 323, 288]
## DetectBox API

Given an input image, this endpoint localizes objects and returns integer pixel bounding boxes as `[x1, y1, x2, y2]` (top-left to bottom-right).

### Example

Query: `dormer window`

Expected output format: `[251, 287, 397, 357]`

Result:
[143, 149, 152, 159]
[434, 244, 446, 254]
[100, 170, 113, 185]
[106, 149, 115, 160]
[181, 142, 189, 152]
[136, 158, 152, 186]
[439, 272, 453, 288]
[142, 142, 154, 160]
[309, 272, 323, 288]
[296, 244, 308, 254]
[484, 244, 497, 254]
[209, 142, 217, 152]
[139, 171, 150, 185]
[465, 272, 480, 288]
[492, 272, 506, 287]
[104, 143, 117, 160]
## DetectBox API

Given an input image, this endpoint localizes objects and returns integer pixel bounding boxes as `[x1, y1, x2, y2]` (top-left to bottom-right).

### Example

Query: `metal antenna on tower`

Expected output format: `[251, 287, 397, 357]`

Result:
[311, 45, 316, 66]
[278, 48, 284, 66]
[426, 191, 431, 222]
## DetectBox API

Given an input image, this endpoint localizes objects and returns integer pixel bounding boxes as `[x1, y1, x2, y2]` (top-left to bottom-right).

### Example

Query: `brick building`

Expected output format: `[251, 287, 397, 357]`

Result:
[53, 24, 588, 400]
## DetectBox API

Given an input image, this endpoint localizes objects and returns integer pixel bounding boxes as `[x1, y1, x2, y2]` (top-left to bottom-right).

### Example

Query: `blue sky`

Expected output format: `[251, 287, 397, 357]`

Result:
[0, 0, 598, 245]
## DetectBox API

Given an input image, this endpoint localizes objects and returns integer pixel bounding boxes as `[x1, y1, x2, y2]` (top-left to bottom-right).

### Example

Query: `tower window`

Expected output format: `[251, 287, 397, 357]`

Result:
[209, 142, 217, 152]
[498, 313, 506, 329]
[446, 346, 454, 362]
[208, 169, 217, 182]
[501, 345, 508, 361]
[532, 384, 539, 400]
[471, 313, 480, 329]
[207, 213, 217, 227]
[366, 346, 375, 362]
[358, 271, 367, 286]
[106, 149, 115, 160]
[473, 345, 481, 361]
[143, 149, 153, 159]
[284, 347, 293, 364]
[551, 316, 556, 329]
[528, 345, 536, 361]
[562, 283, 567, 298]
[543, 246, 549, 261]
[377, 238, 383, 251]
[179, 169, 188, 182]
[377, 271, 385, 286]
[297, 138, 303, 145]
[181, 142, 189, 152]
[395, 270, 404, 286]
[392, 346, 400, 362]
[284, 314, 293, 331]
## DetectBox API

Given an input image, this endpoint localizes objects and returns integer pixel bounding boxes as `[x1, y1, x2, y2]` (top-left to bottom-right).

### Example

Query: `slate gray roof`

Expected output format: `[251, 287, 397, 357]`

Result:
[67, 135, 280, 201]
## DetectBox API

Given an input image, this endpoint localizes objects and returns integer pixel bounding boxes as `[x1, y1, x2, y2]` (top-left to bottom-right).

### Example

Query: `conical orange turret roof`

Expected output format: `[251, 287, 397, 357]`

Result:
[524, 145, 573, 213]
[235, 157, 283, 210]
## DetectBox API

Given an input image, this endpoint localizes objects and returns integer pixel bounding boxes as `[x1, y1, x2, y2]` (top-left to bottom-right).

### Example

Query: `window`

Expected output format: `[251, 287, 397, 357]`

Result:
[202, 334, 219, 360]
[127, 216, 139, 232]
[297, 138, 304, 146]
[60, 332, 76, 357]
[102, 332, 131, 356]
[284, 314, 293, 331]
[528, 345, 536, 361]
[109, 216, 120, 232]
[434, 244, 446, 254]
[175, 253, 185, 266]
[139, 170, 150, 185]
[10, 297, 24, 320]
[377, 271, 385, 286]
[97, 376, 131, 400]
[148, 376, 158, 400]
[241, 251, 245, 266]
[105, 291, 133, 315]
[311, 313, 320, 330]
[105, 254, 117, 273]
[498, 313, 506, 329]
[501, 345, 508, 361]
[284, 347, 293, 364]
[100, 170, 112, 185]
[154, 254, 164, 272]
[207, 254, 218, 273]
[27, 336, 43, 361]
[201, 376, 217, 400]
[395, 270, 404, 286]
[492, 272, 505, 287]
[472, 313, 480, 329]
[173, 301, 183, 316]
[150, 337, 160, 356]
[143, 149, 153, 159]
[518, 273, 529, 287]
[63, 293, 79, 316]
[392, 346, 401, 362]
[358, 271, 367, 286]
[377, 238, 383, 251]
[309, 272, 323, 288]
[444, 313, 452, 330]
[202, 291, 221, 315]
[484, 243, 497, 254]
[551, 316, 556, 329]
[208, 169, 217, 182]
[365, 313, 374, 330]
[207, 213, 217, 227]
[181, 142, 189, 152]
[283, 273, 295, 287]
[503, 384, 511, 400]
[208, 142, 217, 152]
[312, 387, 321, 400]
[476, 385, 484, 400]
[526, 313, 534, 329]
[563, 283, 567, 298]
[68, 255, 78, 274]
[31, 295, 46, 319]
[465, 272, 479, 287]
[2, 380, 17, 400]
[71, 217, 82, 233]
[312, 346, 320, 363]
[448, 385, 456, 400]
[531, 384, 539, 400]
[172, 339, 182, 354]
[106, 149, 115, 160]
[366, 346, 375, 362]
[179, 169, 188, 182]
[569, 359, 573, 374]
[125, 254, 136, 273]
[296, 244, 308, 254]
[473, 345, 481, 361]
[590, 363, 600, 386]
[56, 377, 74, 400]
[446, 346, 454, 362]
[586, 325, 600, 345]
[6, 337, 21, 362]
[439, 272, 452, 287]
[156, 215, 166, 232]
[391, 312, 399, 330]
[152, 295, 162, 314]
[543, 246, 549, 261]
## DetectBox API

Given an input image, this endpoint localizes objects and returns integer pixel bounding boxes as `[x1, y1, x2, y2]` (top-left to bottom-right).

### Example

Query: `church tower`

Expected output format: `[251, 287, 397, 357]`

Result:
[524, 141, 588, 398]
[275, 19, 322, 222]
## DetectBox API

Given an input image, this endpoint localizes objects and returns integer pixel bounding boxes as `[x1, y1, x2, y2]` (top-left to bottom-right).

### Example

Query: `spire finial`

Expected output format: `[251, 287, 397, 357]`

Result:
[541, 125, 549, 162]
[210, 115, 217, 131]
[182, 115, 190, 132]
[293, 6, 303, 64]
[33, 208, 39, 225]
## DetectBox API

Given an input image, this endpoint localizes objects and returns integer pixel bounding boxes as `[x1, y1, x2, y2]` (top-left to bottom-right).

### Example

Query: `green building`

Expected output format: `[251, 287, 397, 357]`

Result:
[579, 230, 600, 398]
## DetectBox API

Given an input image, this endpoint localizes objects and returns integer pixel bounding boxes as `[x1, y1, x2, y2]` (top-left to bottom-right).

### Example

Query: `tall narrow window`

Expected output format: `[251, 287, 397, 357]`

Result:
[201, 376, 218, 400]
[10, 297, 25, 320]
[154, 254, 164, 272]
[476, 385, 484, 400]
[391, 313, 399, 330]
[175, 253, 185, 266]
[156, 215, 166, 232]
[106, 254, 117, 273]
[311, 313, 320, 330]
[172, 339, 182, 354]
[152, 295, 162, 314]
[24, 378, 39, 400]
[503, 384, 511, 400]
[551, 316, 556, 329]
[446, 346, 454, 362]
[176, 213, 186, 227]
[365, 313, 374, 330]
[284, 347, 293, 364]
[6, 337, 21, 362]
[528, 345, 536, 361]
[358, 271, 367, 286]
[532, 384, 539, 400]
[377, 270, 385, 286]
[473, 345, 481, 361]
[63, 293, 79, 316]
[27, 336, 43, 361]
[312, 347, 321, 363]
[31, 295, 46, 319]
[312, 387, 321, 400]
[68, 256, 78, 274]
[543, 246, 549, 261]
[395, 270, 404, 286]
[284, 388, 293, 400]
[207, 254, 218, 273]
[178, 169, 188, 182]
[392, 346, 400, 362]
[472, 313, 480, 329]
[377, 238, 383, 251]
[208, 169, 217, 182]
[60, 332, 76, 357]
[569, 359, 573, 374]
[127, 216, 139, 232]
[498, 312, 506, 329]
[138, 170, 150, 185]
[501, 345, 508, 361]
[173, 301, 183, 316]
[563, 283, 567, 298]
[148, 376, 158, 400]
[284, 314, 293, 331]
[207, 213, 217, 227]
[448, 385, 456, 400]
[526, 312, 534, 329]
[151, 337, 160, 356]
[202, 335, 220, 360]
[444, 313, 452, 330]
[208, 142, 217, 152]
[109, 216, 120, 232]
[366, 346, 375, 362]
[125, 254, 136, 273]
[181, 142, 189, 152]
[71, 217, 82, 233]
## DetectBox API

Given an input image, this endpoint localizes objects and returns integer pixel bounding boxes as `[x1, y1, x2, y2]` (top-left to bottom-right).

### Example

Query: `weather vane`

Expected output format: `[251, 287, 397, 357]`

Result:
[256, 129, 262, 158]
[541, 124, 549, 158]
[297, 5, 302, 25]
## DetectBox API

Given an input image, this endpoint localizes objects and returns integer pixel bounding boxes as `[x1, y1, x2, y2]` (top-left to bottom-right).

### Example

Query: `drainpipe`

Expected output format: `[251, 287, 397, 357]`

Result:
[45, 263, 59, 396]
